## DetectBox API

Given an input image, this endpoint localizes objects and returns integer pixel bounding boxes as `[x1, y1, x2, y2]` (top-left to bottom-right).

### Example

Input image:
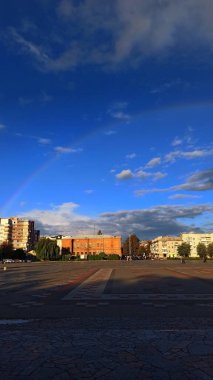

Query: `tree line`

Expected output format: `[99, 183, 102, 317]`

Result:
[122, 234, 151, 257]
[1, 236, 213, 261]
[0, 242, 26, 261]
[122, 235, 213, 260]
[177, 242, 213, 260]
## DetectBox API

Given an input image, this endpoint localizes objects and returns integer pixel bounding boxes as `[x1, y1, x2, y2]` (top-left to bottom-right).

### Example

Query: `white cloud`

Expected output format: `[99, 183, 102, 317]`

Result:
[0, 123, 6, 130]
[182, 150, 213, 159]
[175, 169, 213, 191]
[107, 101, 131, 122]
[152, 172, 167, 181]
[104, 130, 116, 136]
[54, 146, 82, 154]
[38, 138, 51, 145]
[172, 137, 182, 146]
[6, 1, 213, 72]
[101, 204, 213, 239]
[135, 187, 169, 197]
[126, 153, 136, 159]
[135, 169, 213, 196]
[110, 111, 131, 122]
[165, 149, 213, 163]
[145, 157, 161, 168]
[84, 189, 94, 194]
[150, 79, 187, 95]
[169, 194, 201, 200]
[8, 27, 49, 67]
[116, 169, 133, 180]
[117, 168, 167, 181]
[22, 202, 90, 235]
[135, 170, 150, 180]
[21, 202, 213, 239]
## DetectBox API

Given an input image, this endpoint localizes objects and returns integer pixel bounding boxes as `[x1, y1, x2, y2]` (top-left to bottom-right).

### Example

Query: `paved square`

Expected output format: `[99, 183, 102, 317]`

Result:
[0, 260, 213, 379]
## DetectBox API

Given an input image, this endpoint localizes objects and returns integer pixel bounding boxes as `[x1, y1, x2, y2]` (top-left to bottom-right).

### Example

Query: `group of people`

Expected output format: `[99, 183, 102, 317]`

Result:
[126, 255, 132, 261]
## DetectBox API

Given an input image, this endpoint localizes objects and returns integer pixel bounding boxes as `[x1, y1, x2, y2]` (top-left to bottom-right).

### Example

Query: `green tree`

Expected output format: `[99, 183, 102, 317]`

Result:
[12, 249, 26, 260]
[177, 243, 191, 260]
[34, 238, 60, 261]
[138, 241, 152, 258]
[138, 245, 146, 257]
[61, 247, 70, 261]
[197, 243, 207, 261]
[207, 242, 213, 259]
[0, 241, 13, 260]
[123, 234, 140, 257]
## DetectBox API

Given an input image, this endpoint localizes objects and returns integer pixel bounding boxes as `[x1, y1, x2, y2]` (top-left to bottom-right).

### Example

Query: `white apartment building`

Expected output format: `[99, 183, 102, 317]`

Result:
[0, 217, 35, 251]
[181, 233, 213, 257]
[151, 236, 182, 259]
[0, 218, 12, 243]
[151, 232, 213, 258]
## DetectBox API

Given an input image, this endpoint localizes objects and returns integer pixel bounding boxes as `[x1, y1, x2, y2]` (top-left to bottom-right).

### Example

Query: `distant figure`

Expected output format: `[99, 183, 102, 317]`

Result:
[181, 257, 186, 264]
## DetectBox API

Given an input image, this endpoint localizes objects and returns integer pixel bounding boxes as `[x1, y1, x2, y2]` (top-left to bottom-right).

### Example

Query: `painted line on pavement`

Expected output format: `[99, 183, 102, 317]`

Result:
[63, 269, 113, 300]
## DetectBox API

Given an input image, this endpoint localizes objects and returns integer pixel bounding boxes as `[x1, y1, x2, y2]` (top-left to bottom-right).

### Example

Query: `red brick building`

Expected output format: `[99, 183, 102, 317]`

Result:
[56, 235, 122, 256]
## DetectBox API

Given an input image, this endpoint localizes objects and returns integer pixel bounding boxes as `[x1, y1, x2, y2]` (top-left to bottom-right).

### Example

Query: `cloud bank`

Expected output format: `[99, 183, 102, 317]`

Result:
[21, 202, 213, 239]
[5, 0, 213, 71]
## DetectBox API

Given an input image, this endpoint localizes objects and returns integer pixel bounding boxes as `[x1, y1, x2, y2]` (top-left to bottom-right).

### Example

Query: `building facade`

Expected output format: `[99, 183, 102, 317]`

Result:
[0, 218, 12, 243]
[151, 236, 182, 259]
[181, 233, 213, 257]
[56, 235, 122, 256]
[0, 217, 36, 251]
[151, 233, 213, 258]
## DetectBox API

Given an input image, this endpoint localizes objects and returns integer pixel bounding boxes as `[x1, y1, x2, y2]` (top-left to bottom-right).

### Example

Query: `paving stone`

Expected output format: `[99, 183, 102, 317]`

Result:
[0, 261, 213, 379]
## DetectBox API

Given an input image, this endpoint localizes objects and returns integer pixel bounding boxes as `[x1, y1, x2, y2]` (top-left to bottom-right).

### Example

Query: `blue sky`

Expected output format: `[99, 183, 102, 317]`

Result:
[0, 0, 212, 238]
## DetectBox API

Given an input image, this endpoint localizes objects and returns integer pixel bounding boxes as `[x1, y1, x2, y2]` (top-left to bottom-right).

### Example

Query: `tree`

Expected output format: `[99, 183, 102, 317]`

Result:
[138, 245, 146, 257]
[177, 243, 191, 259]
[207, 243, 213, 259]
[12, 249, 26, 260]
[34, 238, 60, 261]
[97, 230, 103, 235]
[0, 241, 13, 260]
[197, 243, 207, 261]
[138, 241, 152, 258]
[61, 247, 71, 261]
[123, 234, 140, 256]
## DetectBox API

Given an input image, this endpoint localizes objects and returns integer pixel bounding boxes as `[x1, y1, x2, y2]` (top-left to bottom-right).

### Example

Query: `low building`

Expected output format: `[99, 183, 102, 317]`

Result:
[181, 233, 213, 257]
[151, 236, 182, 259]
[56, 234, 122, 257]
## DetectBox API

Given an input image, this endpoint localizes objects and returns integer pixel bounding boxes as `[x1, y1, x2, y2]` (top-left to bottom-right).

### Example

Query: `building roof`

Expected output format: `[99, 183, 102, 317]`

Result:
[60, 235, 121, 239]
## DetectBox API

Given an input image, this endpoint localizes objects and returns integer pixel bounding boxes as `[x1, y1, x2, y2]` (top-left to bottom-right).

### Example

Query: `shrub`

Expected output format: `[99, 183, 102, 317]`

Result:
[106, 254, 120, 260]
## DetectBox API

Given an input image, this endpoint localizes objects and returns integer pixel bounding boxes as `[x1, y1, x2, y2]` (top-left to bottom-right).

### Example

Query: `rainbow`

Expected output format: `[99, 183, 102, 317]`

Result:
[1, 155, 56, 216]
[2, 100, 212, 215]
